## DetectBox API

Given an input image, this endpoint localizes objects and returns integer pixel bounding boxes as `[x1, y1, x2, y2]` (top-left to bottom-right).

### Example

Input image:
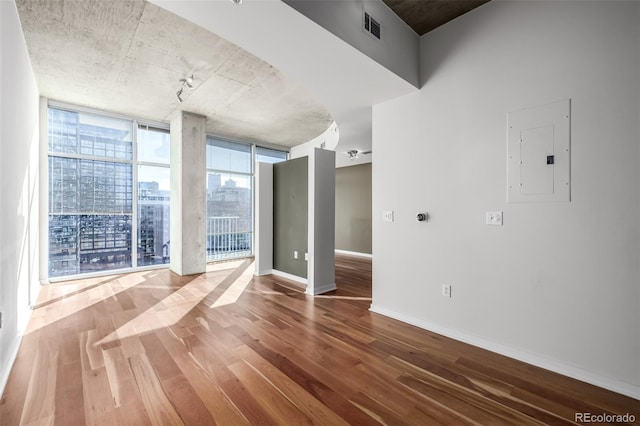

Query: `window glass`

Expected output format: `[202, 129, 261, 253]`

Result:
[206, 137, 251, 173]
[49, 108, 133, 159]
[137, 166, 170, 266]
[138, 127, 170, 164]
[49, 214, 132, 277]
[206, 172, 252, 260]
[256, 146, 287, 164]
[48, 107, 134, 277]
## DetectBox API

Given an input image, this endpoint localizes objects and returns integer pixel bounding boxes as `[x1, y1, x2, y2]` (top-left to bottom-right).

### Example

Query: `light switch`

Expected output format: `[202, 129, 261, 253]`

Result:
[382, 210, 394, 222]
[486, 211, 503, 226]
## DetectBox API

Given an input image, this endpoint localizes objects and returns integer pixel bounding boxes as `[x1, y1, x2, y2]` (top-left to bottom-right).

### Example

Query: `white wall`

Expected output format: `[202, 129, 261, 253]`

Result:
[307, 148, 336, 295]
[254, 162, 274, 275]
[290, 121, 339, 159]
[283, 0, 419, 88]
[0, 0, 41, 393]
[372, 0, 639, 398]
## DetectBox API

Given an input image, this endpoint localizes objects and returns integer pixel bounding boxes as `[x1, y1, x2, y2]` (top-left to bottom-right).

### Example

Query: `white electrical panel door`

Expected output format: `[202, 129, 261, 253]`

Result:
[507, 99, 570, 203]
[520, 125, 554, 195]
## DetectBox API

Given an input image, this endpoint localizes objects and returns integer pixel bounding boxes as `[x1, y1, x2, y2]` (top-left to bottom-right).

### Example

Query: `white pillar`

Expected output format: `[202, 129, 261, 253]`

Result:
[170, 111, 206, 275]
[254, 162, 273, 275]
[307, 147, 336, 295]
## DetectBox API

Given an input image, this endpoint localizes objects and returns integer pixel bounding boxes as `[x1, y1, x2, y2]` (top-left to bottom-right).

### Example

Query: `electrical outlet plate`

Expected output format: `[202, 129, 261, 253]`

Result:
[382, 210, 394, 222]
[486, 211, 503, 226]
[293, 250, 298, 259]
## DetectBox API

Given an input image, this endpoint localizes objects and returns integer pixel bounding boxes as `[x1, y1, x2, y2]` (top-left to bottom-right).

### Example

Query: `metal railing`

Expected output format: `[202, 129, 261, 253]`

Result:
[206, 216, 252, 260]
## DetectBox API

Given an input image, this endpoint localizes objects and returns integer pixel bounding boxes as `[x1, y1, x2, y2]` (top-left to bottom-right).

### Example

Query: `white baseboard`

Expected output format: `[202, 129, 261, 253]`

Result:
[0, 335, 22, 397]
[1, 283, 41, 396]
[369, 304, 640, 400]
[271, 269, 308, 285]
[335, 249, 372, 259]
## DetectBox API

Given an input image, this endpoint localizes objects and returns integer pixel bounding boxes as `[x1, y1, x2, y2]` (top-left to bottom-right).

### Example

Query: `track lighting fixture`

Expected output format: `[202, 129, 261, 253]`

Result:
[176, 74, 194, 103]
[180, 75, 193, 89]
[231, 0, 242, 5]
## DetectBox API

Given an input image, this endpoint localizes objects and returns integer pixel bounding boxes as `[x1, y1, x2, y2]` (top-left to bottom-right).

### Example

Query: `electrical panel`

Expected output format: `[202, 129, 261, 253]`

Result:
[507, 99, 571, 203]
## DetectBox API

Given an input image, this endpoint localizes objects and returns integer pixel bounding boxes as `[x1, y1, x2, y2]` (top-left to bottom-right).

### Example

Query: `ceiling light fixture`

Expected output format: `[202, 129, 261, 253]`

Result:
[176, 74, 194, 103]
[231, 0, 242, 5]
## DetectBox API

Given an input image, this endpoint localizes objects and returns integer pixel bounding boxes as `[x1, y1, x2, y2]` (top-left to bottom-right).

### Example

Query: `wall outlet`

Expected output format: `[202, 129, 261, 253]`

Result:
[304, 252, 308, 261]
[293, 250, 298, 259]
[486, 211, 503, 226]
[442, 284, 452, 298]
[382, 210, 394, 222]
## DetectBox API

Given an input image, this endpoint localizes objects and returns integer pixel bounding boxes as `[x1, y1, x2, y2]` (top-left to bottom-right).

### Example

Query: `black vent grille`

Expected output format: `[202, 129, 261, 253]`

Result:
[363, 11, 381, 39]
[370, 17, 381, 39]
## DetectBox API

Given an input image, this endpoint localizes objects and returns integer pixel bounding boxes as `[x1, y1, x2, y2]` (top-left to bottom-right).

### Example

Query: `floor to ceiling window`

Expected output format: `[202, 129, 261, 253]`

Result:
[137, 125, 171, 266]
[48, 108, 134, 277]
[206, 137, 253, 260]
[48, 104, 287, 278]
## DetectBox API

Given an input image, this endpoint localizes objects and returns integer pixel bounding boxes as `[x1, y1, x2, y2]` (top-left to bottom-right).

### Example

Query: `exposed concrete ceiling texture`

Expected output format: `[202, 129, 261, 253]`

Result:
[16, 0, 333, 147]
[16, 0, 487, 159]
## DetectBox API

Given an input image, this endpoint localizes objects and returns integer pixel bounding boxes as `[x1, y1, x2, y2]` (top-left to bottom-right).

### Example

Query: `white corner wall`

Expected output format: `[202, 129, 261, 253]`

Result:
[372, 1, 639, 398]
[255, 162, 274, 276]
[0, 0, 41, 394]
[307, 148, 336, 295]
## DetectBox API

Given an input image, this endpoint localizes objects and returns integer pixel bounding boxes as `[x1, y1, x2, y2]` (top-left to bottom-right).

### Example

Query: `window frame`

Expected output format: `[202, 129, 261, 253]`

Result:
[46, 101, 290, 280]
[205, 135, 255, 261]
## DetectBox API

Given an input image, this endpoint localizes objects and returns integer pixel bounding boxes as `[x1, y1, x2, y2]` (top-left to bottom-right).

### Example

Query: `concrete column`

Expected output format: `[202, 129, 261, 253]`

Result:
[170, 111, 206, 275]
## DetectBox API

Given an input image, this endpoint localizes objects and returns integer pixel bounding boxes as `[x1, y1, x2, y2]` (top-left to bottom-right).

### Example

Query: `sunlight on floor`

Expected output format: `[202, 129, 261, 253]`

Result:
[210, 261, 255, 308]
[25, 273, 145, 334]
[99, 260, 255, 345]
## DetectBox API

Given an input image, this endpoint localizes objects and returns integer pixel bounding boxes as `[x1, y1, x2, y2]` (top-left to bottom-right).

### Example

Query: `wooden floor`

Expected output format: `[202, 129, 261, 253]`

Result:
[1, 255, 637, 425]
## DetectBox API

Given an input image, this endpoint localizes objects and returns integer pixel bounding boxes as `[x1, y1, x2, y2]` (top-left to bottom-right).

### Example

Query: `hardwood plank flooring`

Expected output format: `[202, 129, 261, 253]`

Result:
[1, 255, 637, 425]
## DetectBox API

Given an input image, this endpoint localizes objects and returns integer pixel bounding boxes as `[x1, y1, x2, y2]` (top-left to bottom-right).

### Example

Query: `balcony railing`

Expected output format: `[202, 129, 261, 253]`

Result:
[206, 216, 252, 260]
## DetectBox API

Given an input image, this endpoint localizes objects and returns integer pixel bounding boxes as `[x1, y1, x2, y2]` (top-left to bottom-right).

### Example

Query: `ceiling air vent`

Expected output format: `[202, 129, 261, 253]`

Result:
[363, 11, 381, 40]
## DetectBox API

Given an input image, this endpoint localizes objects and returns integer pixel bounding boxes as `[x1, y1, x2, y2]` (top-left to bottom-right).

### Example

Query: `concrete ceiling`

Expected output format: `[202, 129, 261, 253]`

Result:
[382, 0, 491, 35]
[16, 0, 334, 147]
[151, 0, 418, 167]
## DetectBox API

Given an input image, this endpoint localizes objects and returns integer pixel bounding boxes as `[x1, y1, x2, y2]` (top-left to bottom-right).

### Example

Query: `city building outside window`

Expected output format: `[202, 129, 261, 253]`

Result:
[137, 126, 171, 266]
[48, 104, 288, 278]
[48, 108, 134, 277]
[206, 137, 253, 261]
